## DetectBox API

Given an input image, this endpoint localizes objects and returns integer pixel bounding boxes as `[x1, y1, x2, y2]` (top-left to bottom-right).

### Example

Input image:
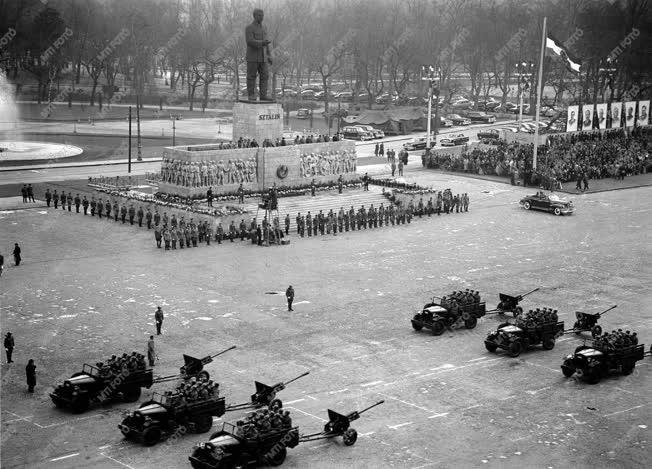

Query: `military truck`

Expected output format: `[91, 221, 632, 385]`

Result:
[189, 422, 300, 468]
[50, 363, 153, 413]
[119, 392, 225, 446]
[412, 296, 486, 335]
[484, 320, 564, 357]
[561, 344, 646, 384]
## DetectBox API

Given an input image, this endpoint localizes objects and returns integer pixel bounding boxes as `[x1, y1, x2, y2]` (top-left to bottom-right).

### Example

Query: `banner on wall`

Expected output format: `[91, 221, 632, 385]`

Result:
[566, 105, 579, 132]
[624, 101, 636, 127]
[581, 104, 594, 130]
[637, 100, 649, 126]
[609, 102, 622, 129]
[595, 103, 608, 130]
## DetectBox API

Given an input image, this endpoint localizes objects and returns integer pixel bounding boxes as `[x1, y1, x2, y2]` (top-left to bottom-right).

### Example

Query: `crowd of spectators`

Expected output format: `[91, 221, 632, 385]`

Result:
[426, 127, 651, 189]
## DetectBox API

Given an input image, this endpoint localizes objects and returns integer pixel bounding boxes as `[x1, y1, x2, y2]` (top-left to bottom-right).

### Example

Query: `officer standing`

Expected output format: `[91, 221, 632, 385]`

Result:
[26, 359, 36, 393]
[90, 196, 96, 216]
[4, 332, 14, 363]
[53, 190, 59, 208]
[311, 179, 316, 197]
[239, 219, 248, 241]
[170, 226, 178, 249]
[82, 196, 89, 215]
[295, 213, 301, 235]
[349, 206, 356, 231]
[177, 225, 185, 248]
[378, 204, 385, 227]
[113, 200, 119, 221]
[154, 210, 161, 227]
[137, 206, 144, 227]
[306, 212, 313, 237]
[154, 225, 162, 248]
[74, 194, 81, 213]
[147, 336, 156, 367]
[228, 220, 237, 242]
[120, 204, 127, 223]
[146, 208, 153, 229]
[155, 307, 164, 335]
[13, 243, 21, 266]
[237, 183, 245, 204]
[286, 285, 294, 311]
[105, 199, 111, 220]
[60, 191, 66, 210]
[97, 197, 103, 219]
[285, 213, 291, 235]
[206, 223, 213, 245]
[163, 227, 171, 250]
[67, 193, 72, 211]
[338, 175, 343, 194]
[128, 205, 136, 225]
[45, 189, 52, 207]
[216, 222, 224, 244]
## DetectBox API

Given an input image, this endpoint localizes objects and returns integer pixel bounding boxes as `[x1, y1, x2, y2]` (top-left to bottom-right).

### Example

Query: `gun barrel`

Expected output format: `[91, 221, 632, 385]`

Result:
[283, 371, 310, 387]
[209, 345, 237, 359]
[153, 374, 181, 383]
[357, 400, 385, 415]
[596, 305, 617, 317]
[520, 288, 540, 298]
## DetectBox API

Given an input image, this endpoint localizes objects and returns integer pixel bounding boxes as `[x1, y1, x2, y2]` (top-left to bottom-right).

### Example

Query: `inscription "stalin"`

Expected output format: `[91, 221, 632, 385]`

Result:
[258, 113, 281, 120]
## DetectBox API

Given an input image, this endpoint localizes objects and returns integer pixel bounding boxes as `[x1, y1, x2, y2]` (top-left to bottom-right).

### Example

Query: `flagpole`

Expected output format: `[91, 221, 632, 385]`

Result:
[533, 16, 547, 173]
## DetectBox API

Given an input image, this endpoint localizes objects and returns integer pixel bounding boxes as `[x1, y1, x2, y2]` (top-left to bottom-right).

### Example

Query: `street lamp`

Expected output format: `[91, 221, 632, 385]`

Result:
[598, 57, 617, 102]
[515, 61, 534, 132]
[421, 64, 441, 153]
[171, 115, 180, 146]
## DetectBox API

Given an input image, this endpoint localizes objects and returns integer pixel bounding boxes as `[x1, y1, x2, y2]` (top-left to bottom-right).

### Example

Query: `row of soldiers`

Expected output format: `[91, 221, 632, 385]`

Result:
[414, 190, 470, 217]
[515, 308, 559, 328]
[234, 408, 293, 439]
[163, 377, 220, 406]
[593, 330, 639, 351]
[440, 290, 482, 309]
[99, 352, 147, 378]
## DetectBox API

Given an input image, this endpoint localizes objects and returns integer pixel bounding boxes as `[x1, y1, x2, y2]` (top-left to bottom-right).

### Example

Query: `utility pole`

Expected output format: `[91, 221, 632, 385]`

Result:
[128, 106, 132, 173]
[136, 95, 142, 161]
[515, 61, 534, 132]
[421, 64, 440, 155]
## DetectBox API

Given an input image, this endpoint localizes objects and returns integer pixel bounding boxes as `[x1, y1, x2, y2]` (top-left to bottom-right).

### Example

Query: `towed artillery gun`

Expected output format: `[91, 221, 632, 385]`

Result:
[119, 391, 226, 446]
[412, 294, 486, 335]
[50, 363, 154, 413]
[226, 372, 310, 412]
[189, 422, 300, 468]
[565, 305, 617, 338]
[299, 400, 384, 447]
[155, 346, 237, 384]
[490, 288, 540, 317]
[485, 320, 564, 357]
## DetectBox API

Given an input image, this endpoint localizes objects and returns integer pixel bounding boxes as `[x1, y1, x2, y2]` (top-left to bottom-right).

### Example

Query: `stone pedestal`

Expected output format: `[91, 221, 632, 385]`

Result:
[233, 101, 283, 144]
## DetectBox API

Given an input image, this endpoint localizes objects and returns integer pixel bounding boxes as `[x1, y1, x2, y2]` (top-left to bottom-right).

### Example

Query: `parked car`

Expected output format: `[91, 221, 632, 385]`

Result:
[440, 134, 470, 146]
[451, 98, 473, 109]
[504, 102, 518, 113]
[485, 101, 502, 111]
[296, 108, 311, 119]
[300, 90, 316, 100]
[283, 88, 298, 97]
[465, 111, 496, 123]
[336, 91, 353, 101]
[342, 126, 373, 141]
[440, 116, 454, 127]
[446, 114, 471, 126]
[357, 125, 384, 139]
[403, 136, 431, 151]
[519, 191, 574, 216]
[477, 129, 502, 143]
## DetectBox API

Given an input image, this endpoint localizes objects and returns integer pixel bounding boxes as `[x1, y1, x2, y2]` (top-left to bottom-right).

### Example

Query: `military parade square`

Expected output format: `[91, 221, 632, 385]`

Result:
[2, 1, 652, 468]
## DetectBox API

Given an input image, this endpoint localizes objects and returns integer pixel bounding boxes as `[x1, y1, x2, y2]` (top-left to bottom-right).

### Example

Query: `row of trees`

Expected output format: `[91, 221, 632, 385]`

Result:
[0, 0, 650, 112]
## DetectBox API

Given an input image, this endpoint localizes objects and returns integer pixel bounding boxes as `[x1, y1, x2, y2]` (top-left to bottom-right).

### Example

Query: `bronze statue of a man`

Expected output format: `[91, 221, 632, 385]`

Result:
[245, 8, 272, 101]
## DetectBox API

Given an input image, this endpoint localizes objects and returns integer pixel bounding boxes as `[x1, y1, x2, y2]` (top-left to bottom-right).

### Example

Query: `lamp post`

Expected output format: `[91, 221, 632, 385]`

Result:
[136, 95, 142, 161]
[515, 61, 534, 132]
[421, 64, 441, 153]
[171, 115, 180, 146]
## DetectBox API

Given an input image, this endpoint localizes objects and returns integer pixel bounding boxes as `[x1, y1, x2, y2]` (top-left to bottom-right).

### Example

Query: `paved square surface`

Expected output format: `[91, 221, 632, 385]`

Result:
[1, 172, 650, 469]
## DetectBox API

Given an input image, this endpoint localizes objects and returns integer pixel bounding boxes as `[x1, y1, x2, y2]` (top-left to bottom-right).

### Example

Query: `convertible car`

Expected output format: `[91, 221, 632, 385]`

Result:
[519, 191, 574, 215]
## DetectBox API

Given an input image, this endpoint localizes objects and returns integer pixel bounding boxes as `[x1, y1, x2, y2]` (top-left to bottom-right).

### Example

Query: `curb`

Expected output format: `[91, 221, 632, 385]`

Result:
[432, 170, 652, 194]
[0, 158, 162, 172]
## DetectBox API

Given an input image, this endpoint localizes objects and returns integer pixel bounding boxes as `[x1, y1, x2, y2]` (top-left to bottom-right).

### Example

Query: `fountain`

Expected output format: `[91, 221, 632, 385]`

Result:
[0, 70, 83, 161]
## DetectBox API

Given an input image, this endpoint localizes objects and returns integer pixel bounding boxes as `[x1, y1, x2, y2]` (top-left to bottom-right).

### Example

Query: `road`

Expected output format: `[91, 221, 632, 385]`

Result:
[1, 168, 650, 469]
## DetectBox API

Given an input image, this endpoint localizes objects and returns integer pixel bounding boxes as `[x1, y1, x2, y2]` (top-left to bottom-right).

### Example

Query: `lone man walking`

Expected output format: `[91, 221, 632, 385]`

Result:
[155, 307, 164, 335]
[286, 285, 294, 312]
[26, 359, 36, 393]
[147, 336, 156, 367]
[13, 243, 21, 266]
[4, 332, 14, 363]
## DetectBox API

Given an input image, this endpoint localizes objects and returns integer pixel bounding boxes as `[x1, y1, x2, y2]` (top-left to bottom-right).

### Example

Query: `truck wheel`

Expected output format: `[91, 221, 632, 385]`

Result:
[561, 360, 575, 377]
[343, 428, 358, 446]
[572, 321, 582, 335]
[193, 414, 213, 433]
[508, 341, 523, 358]
[464, 317, 477, 329]
[591, 325, 602, 338]
[542, 336, 556, 350]
[484, 341, 498, 353]
[71, 395, 90, 414]
[266, 446, 287, 466]
[142, 426, 162, 446]
[198, 371, 210, 382]
[622, 361, 635, 375]
[431, 320, 445, 336]
[553, 207, 561, 216]
[583, 367, 602, 384]
[513, 306, 523, 317]
[122, 387, 142, 403]
[523, 201, 531, 210]
[411, 320, 423, 331]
